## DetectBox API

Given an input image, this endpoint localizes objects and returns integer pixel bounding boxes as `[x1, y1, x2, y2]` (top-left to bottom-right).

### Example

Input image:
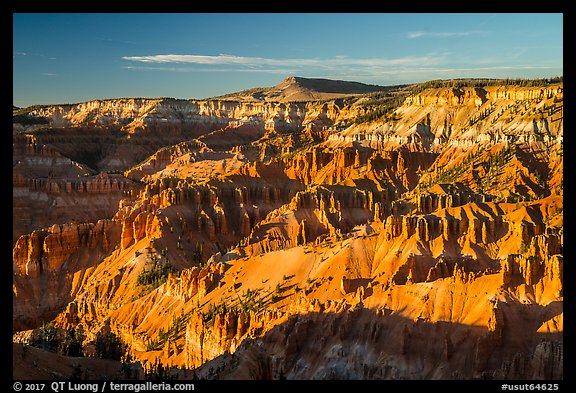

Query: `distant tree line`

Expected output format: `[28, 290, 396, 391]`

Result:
[410, 76, 563, 95]
[353, 92, 410, 124]
[13, 114, 50, 125]
[13, 105, 49, 116]
[26, 322, 126, 360]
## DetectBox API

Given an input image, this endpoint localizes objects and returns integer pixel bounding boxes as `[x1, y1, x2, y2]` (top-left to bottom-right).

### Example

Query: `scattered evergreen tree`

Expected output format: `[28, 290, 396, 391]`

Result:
[137, 256, 173, 289]
[192, 242, 203, 266]
[145, 360, 176, 380]
[61, 326, 85, 357]
[95, 331, 124, 361]
[28, 322, 59, 352]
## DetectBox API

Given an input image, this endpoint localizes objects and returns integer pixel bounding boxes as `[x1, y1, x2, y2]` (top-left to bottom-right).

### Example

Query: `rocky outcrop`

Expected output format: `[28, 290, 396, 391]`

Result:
[405, 85, 562, 109]
[160, 263, 226, 302]
[13, 220, 120, 278]
[115, 178, 300, 256]
[12, 128, 141, 242]
[331, 84, 563, 152]
[238, 185, 382, 256]
[124, 140, 206, 180]
[500, 237, 562, 299]
[416, 187, 491, 214]
[13, 219, 121, 330]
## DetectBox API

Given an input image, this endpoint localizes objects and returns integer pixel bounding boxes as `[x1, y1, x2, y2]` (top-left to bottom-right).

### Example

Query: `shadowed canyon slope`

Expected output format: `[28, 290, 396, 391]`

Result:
[13, 76, 563, 380]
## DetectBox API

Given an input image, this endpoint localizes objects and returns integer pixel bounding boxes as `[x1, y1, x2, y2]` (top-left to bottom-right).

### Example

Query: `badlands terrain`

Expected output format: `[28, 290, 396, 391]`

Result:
[12, 76, 563, 380]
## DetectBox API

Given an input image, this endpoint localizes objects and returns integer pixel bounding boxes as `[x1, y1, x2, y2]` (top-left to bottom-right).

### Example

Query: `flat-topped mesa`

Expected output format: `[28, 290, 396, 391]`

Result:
[276, 76, 388, 94]
[214, 75, 392, 102]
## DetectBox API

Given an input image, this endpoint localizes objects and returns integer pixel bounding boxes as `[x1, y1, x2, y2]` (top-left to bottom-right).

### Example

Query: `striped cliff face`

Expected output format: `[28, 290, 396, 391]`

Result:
[27, 97, 365, 134]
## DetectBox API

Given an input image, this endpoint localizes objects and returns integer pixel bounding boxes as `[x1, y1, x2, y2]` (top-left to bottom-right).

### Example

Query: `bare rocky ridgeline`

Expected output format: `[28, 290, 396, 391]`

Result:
[13, 77, 562, 380]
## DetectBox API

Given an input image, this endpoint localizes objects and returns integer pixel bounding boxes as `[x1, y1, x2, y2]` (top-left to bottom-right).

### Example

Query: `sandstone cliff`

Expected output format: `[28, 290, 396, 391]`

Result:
[13, 219, 122, 331]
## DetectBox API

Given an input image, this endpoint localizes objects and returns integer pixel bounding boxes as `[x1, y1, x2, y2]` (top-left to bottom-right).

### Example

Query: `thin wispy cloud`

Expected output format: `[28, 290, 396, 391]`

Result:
[121, 53, 449, 79]
[122, 54, 444, 68]
[14, 51, 56, 59]
[121, 52, 561, 82]
[122, 65, 298, 74]
[406, 30, 487, 39]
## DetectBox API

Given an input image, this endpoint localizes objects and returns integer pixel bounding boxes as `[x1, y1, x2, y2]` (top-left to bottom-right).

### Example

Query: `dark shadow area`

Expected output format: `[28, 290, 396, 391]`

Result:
[345, 277, 372, 293]
[189, 305, 562, 381]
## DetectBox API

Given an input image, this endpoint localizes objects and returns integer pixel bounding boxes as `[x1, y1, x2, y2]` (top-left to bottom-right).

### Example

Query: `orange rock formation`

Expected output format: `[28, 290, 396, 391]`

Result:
[13, 77, 562, 380]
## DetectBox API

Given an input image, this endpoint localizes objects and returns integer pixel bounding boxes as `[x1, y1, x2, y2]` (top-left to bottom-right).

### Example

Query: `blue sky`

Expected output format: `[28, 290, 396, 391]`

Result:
[13, 13, 563, 107]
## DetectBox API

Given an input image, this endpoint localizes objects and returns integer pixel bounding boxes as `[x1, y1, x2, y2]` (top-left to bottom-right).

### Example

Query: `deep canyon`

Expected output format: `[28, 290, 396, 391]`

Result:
[13, 76, 563, 380]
